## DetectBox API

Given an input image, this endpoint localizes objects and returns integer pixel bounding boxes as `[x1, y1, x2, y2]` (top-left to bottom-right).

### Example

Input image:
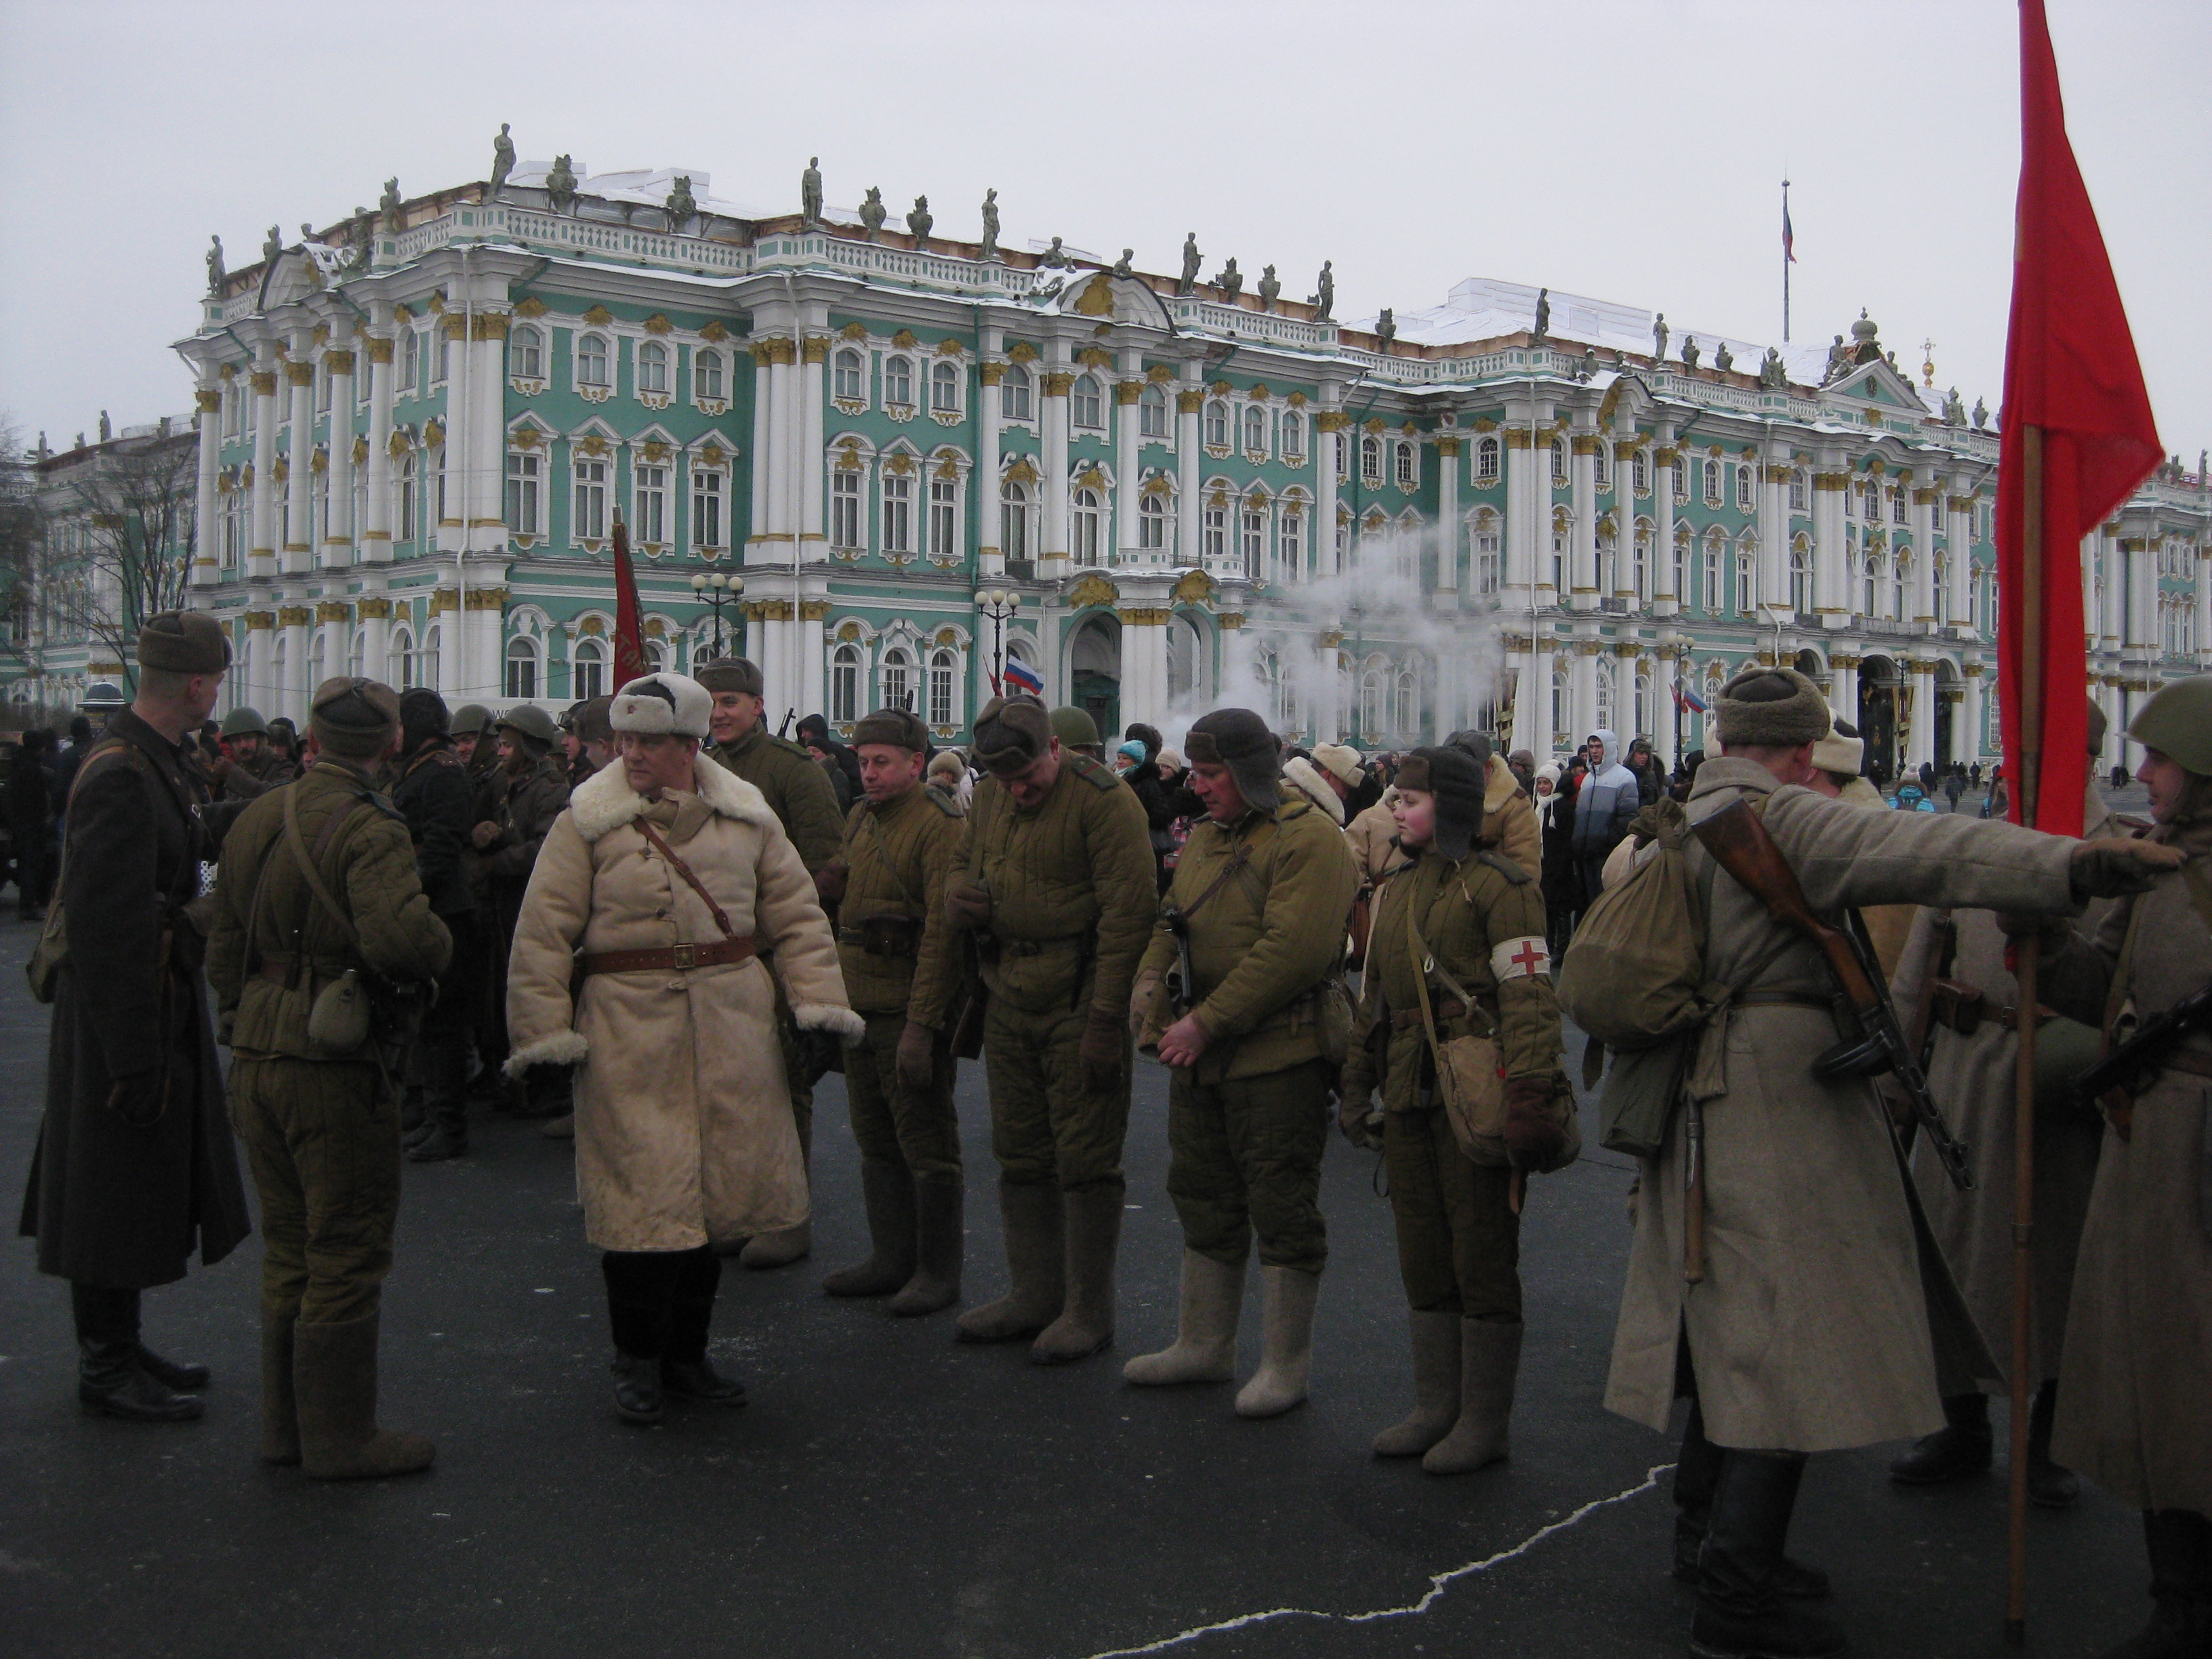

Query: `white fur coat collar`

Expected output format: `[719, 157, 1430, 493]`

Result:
[567, 754, 779, 843]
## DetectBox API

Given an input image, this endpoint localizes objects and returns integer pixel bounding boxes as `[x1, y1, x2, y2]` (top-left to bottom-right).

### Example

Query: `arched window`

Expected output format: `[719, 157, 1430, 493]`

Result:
[693, 348, 724, 402]
[308, 628, 327, 691]
[1550, 439, 1567, 484]
[1242, 406, 1267, 454]
[1788, 470, 1809, 512]
[882, 468, 912, 554]
[830, 464, 863, 550]
[510, 325, 544, 380]
[1395, 443, 1417, 490]
[421, 623, 441, 689]
[1361, 434, 1382, 483]
[1139, 491, 1168, 552]
[1632, 525, 1652, 603]
[1277, 509, 1303, 577]
[881, 646, 914, 711]
[1474, 513, 1502, 597]
[1360, 668, 1385, 738]
[505, 636, 539, 700]
[1242, 506, 1265, 578]
[571, 635, 605, 700]
[1550, 661, 1568, 745]
[1736, 464, 1755, 512]
[1072, 487, 1104, 567]
[1281, 411, 1305, 459]
[1205, 401, 1230, 449]
[1862, 555, 1881, 617]
[930, 360, 960, 414]
[1139, 385, 1168, 439]
[1001, 479, 1029, 563]
[348, 629, 365, 680]
[831, 643, 861, 723]
[884, 356, 914, 409]
[1702, 458, 1721, 501]
[1595, 658, 1616, 733]
[573, 453, 608, 541]
[1203, 499, 1227, 563]
[397, 453, 418, 542]
[1000, 365, 1032, 420]
[1702, 531, 1725, 613]
[637, 341, 669, 396]
[928, 649, 957, 727]
[1631, 448, 1648, 493]
[1593, 443, 1610, 491]
[390, 626, 416, 689]
[1892, 550, 1908, 619]
[506, 448, 542, 535]
[1395, 670, 1418, 736]
[1790, 544, 1813, 613]
[692, 466, 724, 549]
[575, 333, 609, 388]
[1071, 375, 1103, 430]
[834, 348, 865, 403]
[1476, 436, 1500, 482]
[929, 474, 957, 559]
[402, 329, 420, 392]
[1736, 546, 1756, 616]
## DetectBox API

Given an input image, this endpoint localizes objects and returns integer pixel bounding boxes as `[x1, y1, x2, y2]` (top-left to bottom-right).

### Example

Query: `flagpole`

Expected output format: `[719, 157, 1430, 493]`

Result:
[2004, 420, 2044, 1651]
[1782, 178, 1792, 343]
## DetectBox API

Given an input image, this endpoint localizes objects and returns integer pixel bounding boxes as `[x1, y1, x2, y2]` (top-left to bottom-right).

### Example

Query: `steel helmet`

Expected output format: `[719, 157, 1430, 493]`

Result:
[220, 705, 269, 738]
[496, 703, 560, 747]
[2128, 674, 2212, 777]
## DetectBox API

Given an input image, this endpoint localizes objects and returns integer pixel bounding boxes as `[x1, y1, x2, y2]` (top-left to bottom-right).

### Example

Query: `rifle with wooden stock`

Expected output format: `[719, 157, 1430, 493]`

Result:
[1691, 797, 1975, 1191]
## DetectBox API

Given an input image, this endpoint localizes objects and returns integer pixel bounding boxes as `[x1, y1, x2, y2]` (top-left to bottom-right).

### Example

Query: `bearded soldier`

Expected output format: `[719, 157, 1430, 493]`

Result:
[1122, 709, 1359, 1416]
[1337, 745, 1566, 1472]
[209, 705, 300, 802]
[2037, 675, 2212, 1658]
[1602, 667, 2181, 1659]
[1887, 701, 2126, 1504]
[699, 657, 846, 1267]
[946, 695, 1155, 1364]
[817, 707, 968, 1316]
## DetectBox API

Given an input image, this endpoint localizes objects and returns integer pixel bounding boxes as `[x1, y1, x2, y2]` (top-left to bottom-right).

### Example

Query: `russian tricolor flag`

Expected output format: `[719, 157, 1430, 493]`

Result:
[1003, 657, 1044, 696]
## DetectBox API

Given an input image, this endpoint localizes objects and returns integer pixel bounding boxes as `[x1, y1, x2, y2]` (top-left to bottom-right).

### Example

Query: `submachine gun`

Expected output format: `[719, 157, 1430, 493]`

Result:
[2070, 982, 2212, 1132]
[1691, 798, 1975, 1191]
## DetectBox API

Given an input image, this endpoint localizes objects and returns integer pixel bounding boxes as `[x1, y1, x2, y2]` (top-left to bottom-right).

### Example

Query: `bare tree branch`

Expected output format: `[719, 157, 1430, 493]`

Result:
[38, 432, 197, 691]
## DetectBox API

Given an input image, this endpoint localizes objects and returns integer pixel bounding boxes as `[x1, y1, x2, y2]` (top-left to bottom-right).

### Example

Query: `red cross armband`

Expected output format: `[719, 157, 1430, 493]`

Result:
[1491, 935, 1551, 982]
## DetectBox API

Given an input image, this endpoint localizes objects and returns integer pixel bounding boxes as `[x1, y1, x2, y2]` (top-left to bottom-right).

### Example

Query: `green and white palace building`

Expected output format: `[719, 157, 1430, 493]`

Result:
[98, 157, 2212, 770]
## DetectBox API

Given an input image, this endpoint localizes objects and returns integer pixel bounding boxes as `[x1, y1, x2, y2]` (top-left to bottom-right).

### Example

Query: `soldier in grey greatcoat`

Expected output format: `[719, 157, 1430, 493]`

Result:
[1603, 667, 2179, 1659]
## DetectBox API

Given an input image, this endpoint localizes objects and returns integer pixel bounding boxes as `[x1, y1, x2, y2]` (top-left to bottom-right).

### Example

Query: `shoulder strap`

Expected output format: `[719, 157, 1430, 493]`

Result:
[1406, 884, 1496, 1038]
[1176, 834, 1256, 926]
[282, 783, 366, 948]
[860, 804, 926, 911]
[634, 817, 739, 941]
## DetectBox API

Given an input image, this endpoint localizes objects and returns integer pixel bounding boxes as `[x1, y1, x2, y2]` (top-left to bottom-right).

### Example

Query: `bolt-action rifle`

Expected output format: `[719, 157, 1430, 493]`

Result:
[1691, 797, 1975, 1191]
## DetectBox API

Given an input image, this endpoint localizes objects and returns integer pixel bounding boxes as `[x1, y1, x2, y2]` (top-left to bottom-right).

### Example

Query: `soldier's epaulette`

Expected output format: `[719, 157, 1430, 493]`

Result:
[1069, 753, 1120, 791]
[1476, 850, 1532, 884]
[924, 787, 966, 818]
[1278, 798, 1313, 822]
[359, 788, 409, 827]
[770, 734, 815, 760]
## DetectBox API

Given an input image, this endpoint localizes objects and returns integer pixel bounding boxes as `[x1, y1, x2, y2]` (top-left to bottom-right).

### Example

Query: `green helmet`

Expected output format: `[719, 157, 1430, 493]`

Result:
[497, 703, 560, 747]
[220, 705, 269, 739]
[449, 702, 493, 737]
[1048, 705, 1101, 750]
[2129, 674, 2212, 777]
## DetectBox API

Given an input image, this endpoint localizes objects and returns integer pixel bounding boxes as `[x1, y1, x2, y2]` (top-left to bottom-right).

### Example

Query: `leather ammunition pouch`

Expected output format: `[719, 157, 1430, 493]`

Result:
[840, 913, 924, 959]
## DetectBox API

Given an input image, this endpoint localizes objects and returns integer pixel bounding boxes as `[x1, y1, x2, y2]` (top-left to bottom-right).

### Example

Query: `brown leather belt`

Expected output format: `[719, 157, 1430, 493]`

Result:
[578, 937, 757, 977]
[1735, 991, 1833, 1010]
[1393, 996, 1471, 1030]
[1993, 1004, 2058, 1033]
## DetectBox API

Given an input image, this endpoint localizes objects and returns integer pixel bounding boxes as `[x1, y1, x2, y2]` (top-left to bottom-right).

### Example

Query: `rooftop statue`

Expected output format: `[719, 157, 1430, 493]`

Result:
[1038, 235, 1070, 268]
[380, 176, 405, 231]
[1823, 333, 1851, 384]
[801, 157, 823, 228]
[1315, 260, 1334, 320]
[1532, 287, 1550, 339]
[263, 224, 283, 265]
[489, 123, 514, 194]
[1759, 347, 1788, 390]
[1178, 233, 1200, 297]
[1713, 340, 1734, 373]
[2200, 448, 2207, 486]
[1680, 334, 1701, 370]
[99, 411, 112, 443]
[979, 188, 1000, 261]
[907, 194, 933, 245]
[1258, 264, 1279, 310]
[1971, 395, 1988, 431]
[205, 234, 225, 295]
[1942, 386, 1966, 425]
[546, 157, 577, 214]
[1113, 248, 1134, 277]
[1214, 257, 1242, 300]
[665, 174, 697, 225]
[859, 186, 886, 242]
[1376, 308, 1396, 349]
[1577, 348, 1599, 382]
[1652, 312, 1668, 358]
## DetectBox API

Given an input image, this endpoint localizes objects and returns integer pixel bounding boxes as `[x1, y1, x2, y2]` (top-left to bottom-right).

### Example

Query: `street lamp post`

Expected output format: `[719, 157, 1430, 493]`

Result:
[975, 586, 1021, 694]
[690, 570, 743, 659]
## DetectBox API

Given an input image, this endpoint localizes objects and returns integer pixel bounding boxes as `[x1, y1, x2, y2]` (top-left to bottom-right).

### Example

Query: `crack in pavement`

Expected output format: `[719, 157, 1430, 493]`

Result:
[1076, 1464, 1673, 1658]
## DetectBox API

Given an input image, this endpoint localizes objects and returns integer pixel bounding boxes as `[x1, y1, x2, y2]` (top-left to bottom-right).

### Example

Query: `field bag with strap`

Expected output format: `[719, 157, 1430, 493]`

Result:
[27, 737, 195, 1004]
[280, 783, 377, 1054]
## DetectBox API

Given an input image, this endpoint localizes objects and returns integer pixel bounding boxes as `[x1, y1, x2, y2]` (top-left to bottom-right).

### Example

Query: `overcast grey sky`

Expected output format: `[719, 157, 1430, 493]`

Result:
[3, 1, 2206, 460]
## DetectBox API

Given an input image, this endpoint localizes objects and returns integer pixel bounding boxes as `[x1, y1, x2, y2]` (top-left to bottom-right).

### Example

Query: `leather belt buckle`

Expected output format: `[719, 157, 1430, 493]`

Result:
[671, 943, 697, 970]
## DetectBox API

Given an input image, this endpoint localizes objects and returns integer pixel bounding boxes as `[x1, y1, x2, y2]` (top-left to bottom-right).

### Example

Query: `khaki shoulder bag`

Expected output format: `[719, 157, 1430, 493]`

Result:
[276, 785, 377, 1053]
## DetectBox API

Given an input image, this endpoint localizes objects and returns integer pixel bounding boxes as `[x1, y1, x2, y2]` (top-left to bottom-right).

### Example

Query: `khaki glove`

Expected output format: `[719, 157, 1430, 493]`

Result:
[814, 860, 849, 908]
[895, 1020, 936, 1090]
[1079, 1005, 1126, 1092]
[1128, 966, 1164, 1039]
[1502, 1073, 1567, 1170]
[944, 877, 992, 932]
[106, 1069, 169, 1130]
[2069, 837, 2186, 899]
[1337, 1087, 1382, 1151]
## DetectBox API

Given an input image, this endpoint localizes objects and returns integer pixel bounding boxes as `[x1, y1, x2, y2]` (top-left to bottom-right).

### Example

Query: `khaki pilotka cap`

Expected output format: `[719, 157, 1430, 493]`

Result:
[138, 610, 232, 674]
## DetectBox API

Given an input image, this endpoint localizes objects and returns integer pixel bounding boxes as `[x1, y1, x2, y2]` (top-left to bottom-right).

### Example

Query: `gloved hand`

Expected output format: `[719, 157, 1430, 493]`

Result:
[106, 1069, 168, 1130]
[1337, 1088, 1382, 1150]
[814, 860, 849, 908]
[896, 1020, 937, 1090]
[943, 877, 992, 932]
[1128, 966, 1164, 1039]
[2069, 836, 2185, 899]
[1502, 1073, 1567, 1170]
[1079, 1005, 1126, 1092]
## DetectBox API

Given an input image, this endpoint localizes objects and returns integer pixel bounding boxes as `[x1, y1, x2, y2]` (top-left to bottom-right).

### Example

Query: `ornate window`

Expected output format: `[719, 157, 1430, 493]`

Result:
[1281, 411, 1305, 459]
[1631, 449, 1648, 494]
[571, 636, 606, 700]
[831, 470, 861, 550]
[931, 360, 960, 415]
[882, 646, 914, 712]
[1702, 532, 1724, 612]
[1203, 500, 1226, 563]
[1140, 385, 1169, 439]
[1206, 401, 1230, 449]
[1550, 439, 1567, 484]
[1862, 555, 1881, 617]
[834, 348, 865, 403]
[1736, 465, 1754, 512]
[1395, 442, 1416, 489]
[1595, 658, 1616, 733]
[928, 649, 958, 727]
[1394, 670, 1418, 736]
[929, 475, 958, 559]
[316, 363, 331, 415]
[884, 356, 914, 410]
[1071, 375, 1104, 430]
[1000, 365, 1032, 420]
[1593, 443, 1609, 491]
[573, 456, 608, 541]
[637, 341, 670, 397]
[1139, 491, 1167, 551]
[1474, 514, 1501, 597]
[402, 330, 420, 393]
[1477, 436, 1500, 482]
[692, 468, 724, 549]
[1242, 406, 1267, 455]
[506, 451, 541, 536]
[1736, 546, 1756, 616]
[575, 333, 609, 389]
[1788, 469, 1808, 512]
[1362, 668, 1386, 738]
[510, 324, 544, 380]
[1277, 509, 1303, 577]
[1000, 479, 1030, 562]
[1702, 458, 1721, 503]
[1242, 507, 1265, 578]
[504, 636, 539, 701]
[1672, 457, 1689, 504]
[1891, 488, 1906, 526]
[1072, 487, 1104, 567]
[882, 470, 912, 554]
[1361, 434, 1382, 483]
[398, 453, 418, 543]
[633, 462, 668, 546]
[1631, 525, 1651, 602]
[390, 626, 416, 689]
[831, 643, 862, 723]
[694, 348, 724, 403]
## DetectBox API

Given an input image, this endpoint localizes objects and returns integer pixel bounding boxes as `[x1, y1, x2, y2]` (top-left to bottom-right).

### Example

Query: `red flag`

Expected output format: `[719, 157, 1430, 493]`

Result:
[1995, 0, 2160, 836]
[610, 516, 649, 690]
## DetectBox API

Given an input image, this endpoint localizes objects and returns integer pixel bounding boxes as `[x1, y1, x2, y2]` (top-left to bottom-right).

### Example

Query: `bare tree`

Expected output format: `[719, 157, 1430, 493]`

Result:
[0, 421, 48, 701]
[40, 430, 197, 691]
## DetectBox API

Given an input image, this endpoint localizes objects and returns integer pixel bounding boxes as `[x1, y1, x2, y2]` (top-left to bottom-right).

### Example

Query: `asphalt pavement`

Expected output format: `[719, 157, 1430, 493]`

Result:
[0, 909, 2147, 1659]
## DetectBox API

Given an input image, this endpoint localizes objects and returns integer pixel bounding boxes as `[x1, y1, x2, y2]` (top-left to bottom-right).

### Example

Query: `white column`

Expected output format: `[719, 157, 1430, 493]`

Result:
[1531, 639, 1555, 757]
[766, 335, 796, 546]
[799, 335, 826, 554]
[1652, 642, 1680, 771]
[1570, 430, 1598, 611]
[281, 598, 311, 721]
[249, 350, 279, 581]
[1831, 653, 1860, 731]
[436, 592, 463, 703]
[1650, 438, 1677, 615]
[2127, 533, 2156, 659]
[1435, 437, 1461, 602]
[362, 327, 395, 565]
[1906, 657, 1936, 767]
[746, 341, 773, 558]
[472, 313, 510, 551]
[1760, 455, 1788, 614]
[1504, 428, 1537, 597]
[1616, 433, 1643, 603]
[1313, 407, 1340, 579]
[798, 601, 825, 718]
[1041, 350, 1071, 576]
[2197, 545, 2211, 668]
[191, 384, 221, 588]
[1960, 663, 1986, 764]
[1569, 640, 1597, 746]
[977, 346, 1004, 577]
[1312, 630, 1340, 742]
[1909, 472, 1937, 626]
[1113, 358, 1143, 566]
[1946, 485, 1973, 632]
[1506, 638, 1534, 755]
[323, 343, 354, 570]
[1813, 466, 1847, 625]
[1177, 374, 1202, 567]
[283, 343, 315, 575]
[356, 589, 390, 686]
[2097, 523, 2123, 650]
[1119, 612, 1169, 731]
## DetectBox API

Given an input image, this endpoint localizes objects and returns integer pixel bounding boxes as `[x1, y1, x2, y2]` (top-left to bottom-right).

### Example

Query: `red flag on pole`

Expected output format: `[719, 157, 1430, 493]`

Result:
[610, 515, 649, 691]
[1995, 0, 2160, 838]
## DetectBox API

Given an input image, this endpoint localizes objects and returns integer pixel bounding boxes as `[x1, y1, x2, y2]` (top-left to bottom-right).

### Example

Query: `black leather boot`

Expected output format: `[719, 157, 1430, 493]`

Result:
[1689, 1449, 1845, 1659]
[1674, 1401, 1830, 1599]
[73, 1284, 201, 1422]
[136, 1344, 211, 1392]
[1889, 1390, 1992, 1486]
[602, 1251, 674, 1425]
[407, 1030, 472, 1162]
[661, 1247, 745, 1406]
[2101, 1509, 2212, 1659]
[2027, 1378, 2081, 1509]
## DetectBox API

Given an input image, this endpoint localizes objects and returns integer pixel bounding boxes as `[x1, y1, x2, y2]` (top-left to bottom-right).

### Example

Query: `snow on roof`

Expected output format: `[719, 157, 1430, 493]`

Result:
[1347, 276, 1781, 375]
[505, 160, 875, 229]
